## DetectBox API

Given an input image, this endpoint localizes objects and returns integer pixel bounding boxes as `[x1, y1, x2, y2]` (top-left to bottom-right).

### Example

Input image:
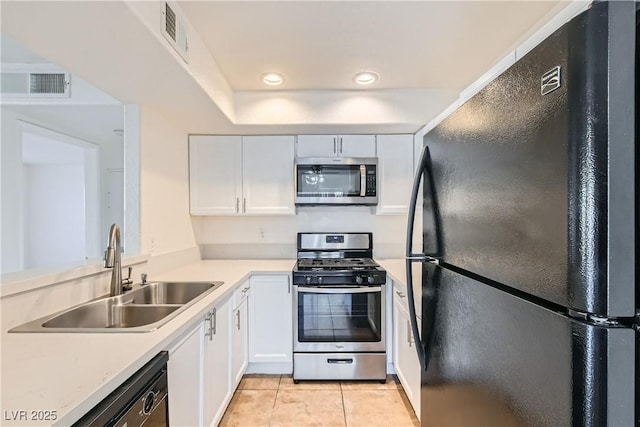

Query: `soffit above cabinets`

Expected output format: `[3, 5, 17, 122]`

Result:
[1, 1, 571, 134]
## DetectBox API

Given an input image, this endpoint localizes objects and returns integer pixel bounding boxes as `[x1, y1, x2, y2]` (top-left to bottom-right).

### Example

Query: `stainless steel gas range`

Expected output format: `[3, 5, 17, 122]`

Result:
[292, 232, 387, 382]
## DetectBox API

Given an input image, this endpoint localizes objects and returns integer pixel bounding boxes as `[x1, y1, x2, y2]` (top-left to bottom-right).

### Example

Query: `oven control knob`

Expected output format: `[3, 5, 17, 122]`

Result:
[305, 276, 312, 285]
[367, 276, 375, 284]
[355, 276, 363, 284]
[317, 276, 324, 285]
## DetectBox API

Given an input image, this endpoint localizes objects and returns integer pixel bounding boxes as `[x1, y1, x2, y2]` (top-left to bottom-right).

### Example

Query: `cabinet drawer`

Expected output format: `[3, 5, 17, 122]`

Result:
[233, 281, 250, 308]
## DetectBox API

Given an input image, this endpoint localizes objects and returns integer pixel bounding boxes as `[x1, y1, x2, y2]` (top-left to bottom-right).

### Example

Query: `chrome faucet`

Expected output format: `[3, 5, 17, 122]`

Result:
[104, 224, 132, 296]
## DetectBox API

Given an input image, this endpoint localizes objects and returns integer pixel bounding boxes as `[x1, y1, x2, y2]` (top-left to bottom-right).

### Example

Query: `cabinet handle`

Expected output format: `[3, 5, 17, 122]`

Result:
[205, 313, 212, 339]
[236, 198, 240, 213]
[243, 197, 246, 213]
[242, 287, 249, 294]
[407, 320, 413, 347]
[395, 290, 405, 299]
[236, 310, 241, 330]
[288, 276, 291, 294]
[212, 308, 217, 336]
[333, 137, 337, 154]
[339, 137, 343, 154]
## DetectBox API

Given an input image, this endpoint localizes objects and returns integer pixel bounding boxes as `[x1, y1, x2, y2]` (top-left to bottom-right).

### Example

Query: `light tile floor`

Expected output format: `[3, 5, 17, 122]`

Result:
[220, 374, 419, 427]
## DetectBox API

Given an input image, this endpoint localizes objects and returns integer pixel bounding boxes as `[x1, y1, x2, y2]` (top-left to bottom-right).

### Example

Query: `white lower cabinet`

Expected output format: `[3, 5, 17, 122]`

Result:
[393, 283, 421, 419]
[167, 296, 232, 427]
[203, 297, 232, 427]
[231, 281, 250, 389]
[166, 275, 295, 424]
[168, 322, 204, 426]
[248, 275, 293, 373]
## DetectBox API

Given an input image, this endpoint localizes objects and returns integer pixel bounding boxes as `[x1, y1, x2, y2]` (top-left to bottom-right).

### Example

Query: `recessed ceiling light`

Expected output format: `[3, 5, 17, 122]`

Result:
[262, 72, 284, 86]
[353, 71, 379, 85]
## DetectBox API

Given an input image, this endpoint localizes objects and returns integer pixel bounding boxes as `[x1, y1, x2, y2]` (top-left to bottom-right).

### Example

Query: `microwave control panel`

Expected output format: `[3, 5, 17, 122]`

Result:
[365, 167, 376, 196]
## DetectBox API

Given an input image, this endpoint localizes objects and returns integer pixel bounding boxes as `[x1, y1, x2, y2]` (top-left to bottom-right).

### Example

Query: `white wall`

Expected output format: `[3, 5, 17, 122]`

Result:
[139, 105, 197, 256]
[1, 104, 199, 327]
[0, 107, 122, 274]
[1, 109, 24, 273]
[192, 207, 407, 259]
[23, 164, 86, 269]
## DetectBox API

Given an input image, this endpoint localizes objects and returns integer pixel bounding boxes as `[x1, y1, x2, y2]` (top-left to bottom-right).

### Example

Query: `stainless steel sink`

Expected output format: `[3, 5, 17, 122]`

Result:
[41, 301, 180, 329]
[121, 282, 217, 305]
[10, 281, 223, 333]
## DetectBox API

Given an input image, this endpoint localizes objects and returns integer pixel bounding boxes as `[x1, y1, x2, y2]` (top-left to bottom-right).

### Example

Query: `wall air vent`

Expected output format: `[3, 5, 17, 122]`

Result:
[164, 3, 176, 42]
[30, 73, 68, 94]
[161, 2, 189, 63]
[1, 71, 70, 98]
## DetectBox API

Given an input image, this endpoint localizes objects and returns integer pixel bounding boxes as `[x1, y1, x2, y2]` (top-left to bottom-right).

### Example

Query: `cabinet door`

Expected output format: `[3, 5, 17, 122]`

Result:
[242, 136, 295, 215]
[167, 323, 204, 427]
[338, 135, 376, 157]
[203, 298, 232, 427]
[231, 297, 249, 388]
[189, 135, 242, 215]
[296, 135, 337, 157]
[248, 275, 293, 371]
[393, 293, 421, 419]
[376, 134, 414, 214]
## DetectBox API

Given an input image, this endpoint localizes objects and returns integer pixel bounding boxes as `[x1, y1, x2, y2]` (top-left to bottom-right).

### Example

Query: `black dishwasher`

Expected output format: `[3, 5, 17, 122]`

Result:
[73, 352, 169, 427]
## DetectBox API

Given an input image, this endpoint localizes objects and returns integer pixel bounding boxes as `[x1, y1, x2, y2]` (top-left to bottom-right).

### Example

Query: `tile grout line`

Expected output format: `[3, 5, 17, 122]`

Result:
[340, 381, 348, 427]
[268, 375, 282, 427]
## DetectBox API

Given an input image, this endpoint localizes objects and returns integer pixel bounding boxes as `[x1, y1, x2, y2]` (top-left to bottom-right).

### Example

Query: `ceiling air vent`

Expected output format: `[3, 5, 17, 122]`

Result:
[1, 71, 70, 98]
[161, 2, 189, 63]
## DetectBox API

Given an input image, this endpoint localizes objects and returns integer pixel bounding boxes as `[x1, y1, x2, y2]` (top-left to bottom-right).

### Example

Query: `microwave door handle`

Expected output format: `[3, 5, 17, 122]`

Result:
[360, 165, 366, 196]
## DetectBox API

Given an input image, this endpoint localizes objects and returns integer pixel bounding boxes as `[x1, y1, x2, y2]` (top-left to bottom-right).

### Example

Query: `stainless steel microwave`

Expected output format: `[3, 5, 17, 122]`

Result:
[295, 157, 377, 205]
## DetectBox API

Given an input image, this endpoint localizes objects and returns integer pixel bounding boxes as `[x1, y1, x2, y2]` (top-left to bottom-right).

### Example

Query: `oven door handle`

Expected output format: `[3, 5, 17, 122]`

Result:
[296, 286, 382, 294]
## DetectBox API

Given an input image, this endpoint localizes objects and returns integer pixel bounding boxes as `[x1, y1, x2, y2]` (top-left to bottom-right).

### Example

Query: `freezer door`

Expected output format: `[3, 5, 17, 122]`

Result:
[422, 1, 636, 317]
[420, 263, 637, 427]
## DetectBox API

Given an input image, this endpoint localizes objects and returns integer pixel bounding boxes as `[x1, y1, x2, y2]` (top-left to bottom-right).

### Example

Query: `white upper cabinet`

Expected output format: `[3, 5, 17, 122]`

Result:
[296, 134, 376, 158]
[338, 135, 376, 157]
[189, 135, 242, 215]
[376, 134, 414, 215]
[189, 135, 295, 215]
[242, 136, 295, 215]
[296, 135, 336, 157]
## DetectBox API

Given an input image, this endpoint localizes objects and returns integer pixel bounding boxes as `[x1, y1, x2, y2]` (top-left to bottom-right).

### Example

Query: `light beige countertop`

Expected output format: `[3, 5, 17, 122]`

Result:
[377, 259, 423, 316]
[0, 259, 294, 426]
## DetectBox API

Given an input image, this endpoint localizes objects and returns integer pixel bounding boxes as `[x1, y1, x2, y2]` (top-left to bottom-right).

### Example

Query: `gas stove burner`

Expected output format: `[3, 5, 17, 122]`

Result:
[297, 257, 380, 271]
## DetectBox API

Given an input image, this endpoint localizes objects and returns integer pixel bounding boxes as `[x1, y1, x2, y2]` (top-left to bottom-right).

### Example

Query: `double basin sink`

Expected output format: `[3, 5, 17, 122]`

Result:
[10, 281, 223, 333]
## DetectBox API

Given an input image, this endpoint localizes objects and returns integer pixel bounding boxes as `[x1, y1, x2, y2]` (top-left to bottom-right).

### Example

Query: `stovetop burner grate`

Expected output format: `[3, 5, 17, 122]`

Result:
[297, 257, 380, 270]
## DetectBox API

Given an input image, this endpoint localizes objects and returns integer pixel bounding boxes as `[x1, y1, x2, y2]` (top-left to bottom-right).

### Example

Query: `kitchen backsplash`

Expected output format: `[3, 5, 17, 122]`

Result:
[192, 206, 407, 259]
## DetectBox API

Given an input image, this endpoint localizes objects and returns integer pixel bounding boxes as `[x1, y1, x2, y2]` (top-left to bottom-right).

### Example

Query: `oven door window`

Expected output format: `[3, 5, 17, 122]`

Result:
[296, 165, 361, 197]
[297, 289, 382, 342]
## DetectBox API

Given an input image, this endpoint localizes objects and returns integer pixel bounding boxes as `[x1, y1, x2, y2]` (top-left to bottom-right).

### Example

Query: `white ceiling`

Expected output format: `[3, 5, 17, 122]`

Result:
[0, 1, 573, 134]
[181, 1, 563, 92]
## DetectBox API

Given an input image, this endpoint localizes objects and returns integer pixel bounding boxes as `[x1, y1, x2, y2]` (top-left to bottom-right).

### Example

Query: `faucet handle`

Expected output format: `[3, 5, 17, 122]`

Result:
[141, 273, 148, 285]
[122, 266, 133, 291]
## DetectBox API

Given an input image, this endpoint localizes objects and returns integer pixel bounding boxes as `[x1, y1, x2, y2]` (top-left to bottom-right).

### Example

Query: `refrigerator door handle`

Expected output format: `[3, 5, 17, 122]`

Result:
[405, 144, 439, 263]
[403, 145, 433, 370]
[404, 144, 444, 372]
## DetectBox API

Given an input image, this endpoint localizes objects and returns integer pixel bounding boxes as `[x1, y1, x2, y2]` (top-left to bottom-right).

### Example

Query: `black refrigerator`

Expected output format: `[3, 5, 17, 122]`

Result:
[405, 1, 638, 426]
